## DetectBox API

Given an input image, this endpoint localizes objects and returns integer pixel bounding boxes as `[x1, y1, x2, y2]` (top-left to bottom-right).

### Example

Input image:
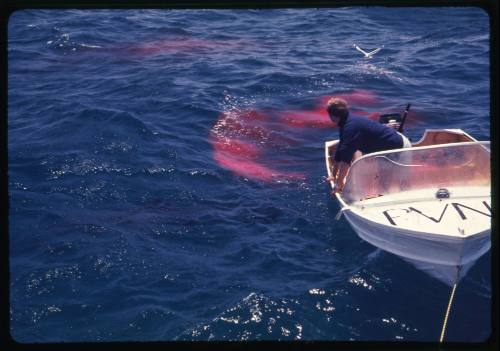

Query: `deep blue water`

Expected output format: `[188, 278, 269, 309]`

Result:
[8, 8, 491, 343]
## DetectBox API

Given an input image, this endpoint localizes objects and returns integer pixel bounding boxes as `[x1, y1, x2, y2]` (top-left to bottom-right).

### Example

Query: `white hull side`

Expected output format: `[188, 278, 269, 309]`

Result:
[400, 257, 477, 286]
[343, 210, 490, 285]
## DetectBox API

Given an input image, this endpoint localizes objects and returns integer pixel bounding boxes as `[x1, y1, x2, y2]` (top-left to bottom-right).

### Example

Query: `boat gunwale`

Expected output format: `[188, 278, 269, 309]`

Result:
[347, 139, 489, 170]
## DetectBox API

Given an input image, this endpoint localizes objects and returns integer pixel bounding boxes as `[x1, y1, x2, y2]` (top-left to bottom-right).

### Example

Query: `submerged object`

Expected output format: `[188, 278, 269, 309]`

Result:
[325, 129, 491, 286]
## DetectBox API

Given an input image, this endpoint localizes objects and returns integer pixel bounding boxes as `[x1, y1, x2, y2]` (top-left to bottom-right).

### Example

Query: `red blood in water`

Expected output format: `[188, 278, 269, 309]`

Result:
[211, 110, 306, 181]
[210, 89, 409, 182]
[213, 146, 303, 181]
[125, 37, 250, 57]
[212, 137, 262, 160]
[277, 108, 333, 129]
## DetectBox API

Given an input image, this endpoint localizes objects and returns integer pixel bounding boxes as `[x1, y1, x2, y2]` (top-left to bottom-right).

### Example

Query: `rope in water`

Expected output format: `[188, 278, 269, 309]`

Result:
[439, 282, 458, 343]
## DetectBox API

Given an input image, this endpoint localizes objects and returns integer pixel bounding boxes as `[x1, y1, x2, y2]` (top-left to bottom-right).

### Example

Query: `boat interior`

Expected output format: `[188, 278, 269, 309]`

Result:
[325, 129, 489, 203]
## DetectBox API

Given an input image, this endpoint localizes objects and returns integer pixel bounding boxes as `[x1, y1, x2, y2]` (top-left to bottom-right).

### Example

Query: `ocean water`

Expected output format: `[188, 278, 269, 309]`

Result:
[7, 7, 492, 343]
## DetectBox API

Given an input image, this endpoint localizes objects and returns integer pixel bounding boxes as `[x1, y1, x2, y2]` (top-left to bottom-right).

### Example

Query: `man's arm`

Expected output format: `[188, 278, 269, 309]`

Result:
[333, 161, 350, 193]
[329, 161, 339, 181]
[327, 160, 350, 193]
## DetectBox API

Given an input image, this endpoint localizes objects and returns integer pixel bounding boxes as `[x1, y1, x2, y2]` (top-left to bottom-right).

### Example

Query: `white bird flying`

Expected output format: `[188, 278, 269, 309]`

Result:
[353, 44, 382, 58]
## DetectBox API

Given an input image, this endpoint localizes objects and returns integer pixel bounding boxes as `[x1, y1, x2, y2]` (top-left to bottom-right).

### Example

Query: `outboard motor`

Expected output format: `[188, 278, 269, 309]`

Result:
[379, 112, 403, 129]
[379, 103, 411, 134]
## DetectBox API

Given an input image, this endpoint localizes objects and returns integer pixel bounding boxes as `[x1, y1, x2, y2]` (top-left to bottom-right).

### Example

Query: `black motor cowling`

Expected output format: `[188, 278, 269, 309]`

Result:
[379, 113, 403, 125]
[436, 188, 450, 199]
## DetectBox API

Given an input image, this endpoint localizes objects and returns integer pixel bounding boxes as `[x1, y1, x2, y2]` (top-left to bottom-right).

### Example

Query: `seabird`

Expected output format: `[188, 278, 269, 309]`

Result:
[353, 44, 382, 58]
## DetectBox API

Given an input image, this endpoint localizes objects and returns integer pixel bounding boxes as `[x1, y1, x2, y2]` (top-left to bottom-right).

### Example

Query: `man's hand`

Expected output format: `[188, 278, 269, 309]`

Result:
[386, 120, 401, 130]
[331, 183, 343, 195]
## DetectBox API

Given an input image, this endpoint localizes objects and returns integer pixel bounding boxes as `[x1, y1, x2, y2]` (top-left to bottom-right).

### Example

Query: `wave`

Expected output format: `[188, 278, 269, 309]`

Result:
[176, 292, 305, 341]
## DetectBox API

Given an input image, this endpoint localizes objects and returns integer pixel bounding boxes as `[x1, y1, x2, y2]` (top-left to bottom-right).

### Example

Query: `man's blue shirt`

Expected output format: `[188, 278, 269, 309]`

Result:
[334, 115, 403, 163]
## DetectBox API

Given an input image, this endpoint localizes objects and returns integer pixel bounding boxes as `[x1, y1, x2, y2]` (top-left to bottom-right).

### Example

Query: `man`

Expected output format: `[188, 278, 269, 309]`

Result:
[326, 97, 411, 193]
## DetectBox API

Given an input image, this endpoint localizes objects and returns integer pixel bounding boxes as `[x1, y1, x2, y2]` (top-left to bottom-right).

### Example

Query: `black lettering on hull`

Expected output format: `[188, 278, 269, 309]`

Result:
[451, 202, 491, 220]
[381, 201, 491, 226]
[409, 204, 449, 223]
[382, 209, 409, 226]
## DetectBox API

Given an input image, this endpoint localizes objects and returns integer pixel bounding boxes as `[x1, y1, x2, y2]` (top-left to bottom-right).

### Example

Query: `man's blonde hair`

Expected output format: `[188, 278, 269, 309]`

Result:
[326, 97, 349, 119]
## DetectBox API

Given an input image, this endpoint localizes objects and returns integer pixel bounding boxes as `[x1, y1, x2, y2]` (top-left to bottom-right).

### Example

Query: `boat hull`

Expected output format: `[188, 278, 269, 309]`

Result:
[343, 208, 490, 285]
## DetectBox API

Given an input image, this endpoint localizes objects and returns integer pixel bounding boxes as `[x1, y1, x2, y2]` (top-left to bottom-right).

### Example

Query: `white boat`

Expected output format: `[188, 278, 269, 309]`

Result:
[325, 129, 491, 286]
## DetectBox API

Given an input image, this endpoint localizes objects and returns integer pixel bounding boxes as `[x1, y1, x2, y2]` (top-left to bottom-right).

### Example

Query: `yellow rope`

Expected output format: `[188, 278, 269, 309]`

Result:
[439, 283, 458, 343]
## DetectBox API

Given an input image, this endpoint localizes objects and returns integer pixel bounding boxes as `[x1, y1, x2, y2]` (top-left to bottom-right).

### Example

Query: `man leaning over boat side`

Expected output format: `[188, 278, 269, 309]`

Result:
[326, 97, 411, 194]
